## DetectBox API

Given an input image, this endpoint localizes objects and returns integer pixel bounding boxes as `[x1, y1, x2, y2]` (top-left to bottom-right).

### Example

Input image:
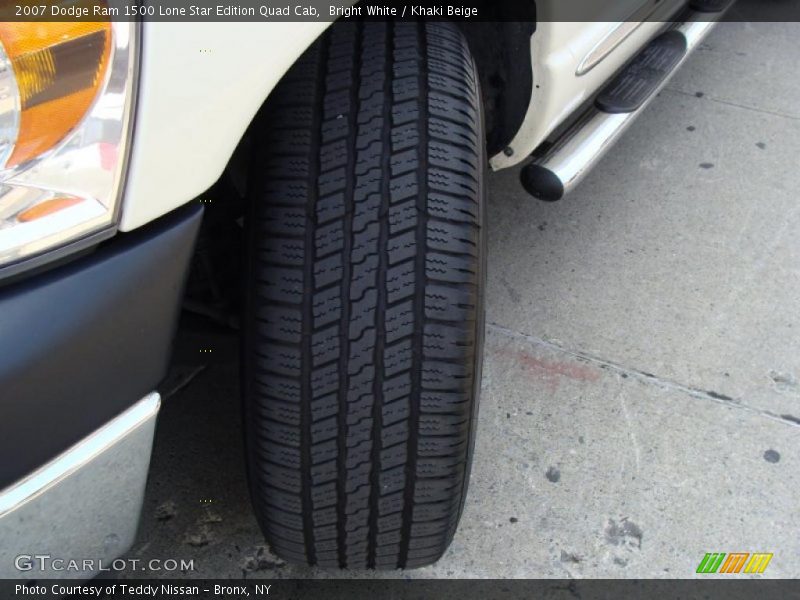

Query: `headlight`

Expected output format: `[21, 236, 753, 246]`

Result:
[0, 13, 137, 272]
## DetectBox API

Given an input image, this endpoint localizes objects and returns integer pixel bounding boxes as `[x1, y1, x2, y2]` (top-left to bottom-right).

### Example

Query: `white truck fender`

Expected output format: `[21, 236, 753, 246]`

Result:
[119, 21, 331, 231]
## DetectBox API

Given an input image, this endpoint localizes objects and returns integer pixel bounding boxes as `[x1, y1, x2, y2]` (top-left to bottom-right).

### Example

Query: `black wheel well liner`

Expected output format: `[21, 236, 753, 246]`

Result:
[457, 13, 536, 157]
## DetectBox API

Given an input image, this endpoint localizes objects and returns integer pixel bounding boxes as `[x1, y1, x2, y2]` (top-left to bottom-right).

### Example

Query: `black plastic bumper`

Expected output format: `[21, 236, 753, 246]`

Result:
[0, 205, 202, 489]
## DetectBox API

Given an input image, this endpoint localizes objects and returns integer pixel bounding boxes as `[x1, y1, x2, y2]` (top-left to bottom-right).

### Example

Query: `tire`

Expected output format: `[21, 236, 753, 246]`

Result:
[243, 20, 486, 570]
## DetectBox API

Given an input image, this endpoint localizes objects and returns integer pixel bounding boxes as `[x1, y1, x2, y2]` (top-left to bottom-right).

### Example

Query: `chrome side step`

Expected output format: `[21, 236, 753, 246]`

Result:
[520, 12, 722, 201]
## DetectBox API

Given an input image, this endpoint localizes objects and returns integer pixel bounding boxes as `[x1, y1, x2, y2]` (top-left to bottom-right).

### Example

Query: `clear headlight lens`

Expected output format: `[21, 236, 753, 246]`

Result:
[0, 14, 137, 270]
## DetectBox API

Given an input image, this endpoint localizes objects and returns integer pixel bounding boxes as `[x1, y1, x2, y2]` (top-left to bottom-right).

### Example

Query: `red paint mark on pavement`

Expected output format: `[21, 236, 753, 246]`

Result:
[494, 346, 601, 392]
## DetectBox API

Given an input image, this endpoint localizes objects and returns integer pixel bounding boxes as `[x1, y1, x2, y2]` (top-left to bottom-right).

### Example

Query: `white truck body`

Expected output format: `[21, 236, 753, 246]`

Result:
[121, 3, 687, 230]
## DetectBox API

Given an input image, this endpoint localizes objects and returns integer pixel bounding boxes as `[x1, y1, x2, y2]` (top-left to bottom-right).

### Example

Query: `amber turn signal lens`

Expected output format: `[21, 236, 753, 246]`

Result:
[0, 15, 111, 168]
[16, 195, 83, 222]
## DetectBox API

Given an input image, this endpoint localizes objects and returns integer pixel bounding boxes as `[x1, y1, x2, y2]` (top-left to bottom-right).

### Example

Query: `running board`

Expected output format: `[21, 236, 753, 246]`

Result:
[521, 13, 722, 201]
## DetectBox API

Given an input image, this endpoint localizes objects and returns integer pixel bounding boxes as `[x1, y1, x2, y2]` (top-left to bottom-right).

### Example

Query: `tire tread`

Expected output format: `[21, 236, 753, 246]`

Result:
[245, 20, 483, 569]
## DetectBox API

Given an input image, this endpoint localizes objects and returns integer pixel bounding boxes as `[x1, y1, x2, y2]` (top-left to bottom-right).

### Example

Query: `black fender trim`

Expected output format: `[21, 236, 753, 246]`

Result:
[0, 204, 202, 489]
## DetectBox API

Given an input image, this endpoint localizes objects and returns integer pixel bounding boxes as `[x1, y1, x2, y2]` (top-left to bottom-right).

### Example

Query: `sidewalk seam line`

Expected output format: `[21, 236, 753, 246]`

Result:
[662, 86, 800, 121]
[487, 322, 800, 429]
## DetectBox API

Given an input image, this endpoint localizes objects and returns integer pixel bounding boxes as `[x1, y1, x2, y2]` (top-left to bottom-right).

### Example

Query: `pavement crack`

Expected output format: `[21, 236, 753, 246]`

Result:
[487, 322, 800, 429]
[616, 391, 641, 474]
[662, 86, 800, 121]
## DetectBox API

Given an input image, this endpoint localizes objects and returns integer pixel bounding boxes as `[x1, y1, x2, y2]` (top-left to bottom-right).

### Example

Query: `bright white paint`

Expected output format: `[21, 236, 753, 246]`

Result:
[121, 5, 688, 229]
[490, 0, 686, 170]
[119, 21, 331, 231]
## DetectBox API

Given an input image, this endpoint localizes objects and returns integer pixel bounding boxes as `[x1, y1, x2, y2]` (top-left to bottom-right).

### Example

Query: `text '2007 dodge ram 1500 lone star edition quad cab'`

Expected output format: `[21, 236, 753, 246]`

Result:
[0, 0, 732, 576]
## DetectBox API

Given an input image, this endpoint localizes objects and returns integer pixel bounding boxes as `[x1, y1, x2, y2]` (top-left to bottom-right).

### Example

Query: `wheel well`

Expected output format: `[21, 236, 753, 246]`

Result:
[186, 14, 537, 326]
[458, 15, 536, 157]
[227, 11, 537, 197]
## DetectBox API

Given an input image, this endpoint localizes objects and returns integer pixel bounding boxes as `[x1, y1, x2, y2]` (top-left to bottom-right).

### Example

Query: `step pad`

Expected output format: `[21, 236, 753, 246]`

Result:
[595, 30, 687, 114]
